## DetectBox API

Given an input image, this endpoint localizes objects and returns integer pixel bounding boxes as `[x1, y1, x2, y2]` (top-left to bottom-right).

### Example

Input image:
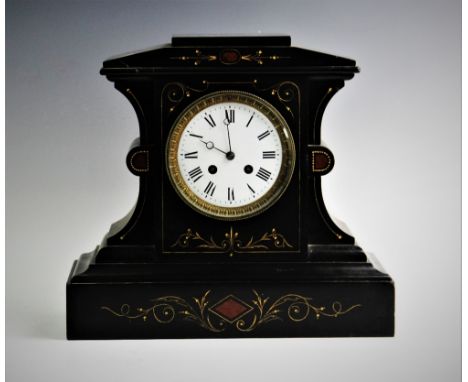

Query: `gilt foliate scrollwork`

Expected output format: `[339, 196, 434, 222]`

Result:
[163, 80, 299, 119]
[240, 50, 286, 65]
[256, 81, 299, 119]
[101, 290, 362, 333]
[170, 228, 224, 250]
[235, 290, 360, 332]
[102, 291, 222, 332]
[163, 81, 210, 113]
[170, 49, 288, 66]
[170, 227, 293, 252]
[170, 49, 217, 66]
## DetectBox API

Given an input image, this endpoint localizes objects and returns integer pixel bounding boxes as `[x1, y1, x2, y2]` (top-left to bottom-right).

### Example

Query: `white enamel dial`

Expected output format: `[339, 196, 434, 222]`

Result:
[166, 91, 295, 220]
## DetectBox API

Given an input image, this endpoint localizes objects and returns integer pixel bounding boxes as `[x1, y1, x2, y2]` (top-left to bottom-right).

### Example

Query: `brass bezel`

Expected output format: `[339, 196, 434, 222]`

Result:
[166, 90, 296, 221]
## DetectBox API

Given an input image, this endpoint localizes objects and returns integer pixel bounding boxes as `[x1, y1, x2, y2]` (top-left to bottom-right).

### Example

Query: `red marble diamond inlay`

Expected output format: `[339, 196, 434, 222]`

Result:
[210, 295, 252, 323]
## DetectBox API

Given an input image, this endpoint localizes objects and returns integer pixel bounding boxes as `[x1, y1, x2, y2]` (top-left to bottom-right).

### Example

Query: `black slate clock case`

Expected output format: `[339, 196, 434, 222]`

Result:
[67, 36, 394, 339]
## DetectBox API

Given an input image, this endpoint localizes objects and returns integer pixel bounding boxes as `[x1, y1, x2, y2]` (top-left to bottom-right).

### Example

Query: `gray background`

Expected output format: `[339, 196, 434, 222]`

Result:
[6, 0, 461, 381]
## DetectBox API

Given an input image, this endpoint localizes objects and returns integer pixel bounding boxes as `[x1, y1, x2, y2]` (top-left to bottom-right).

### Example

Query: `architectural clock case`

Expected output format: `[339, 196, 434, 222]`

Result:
[66, 36, 394, 339]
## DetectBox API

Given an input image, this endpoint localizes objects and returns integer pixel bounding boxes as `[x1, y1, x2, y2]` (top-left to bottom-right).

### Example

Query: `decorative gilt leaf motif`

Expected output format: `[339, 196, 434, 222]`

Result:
[170, 49, 217, 66]
[170, 49, 288, 66]
[240, 50, 286, 65]
[170, 227, 293, 252]
[101, 290, 362, 333]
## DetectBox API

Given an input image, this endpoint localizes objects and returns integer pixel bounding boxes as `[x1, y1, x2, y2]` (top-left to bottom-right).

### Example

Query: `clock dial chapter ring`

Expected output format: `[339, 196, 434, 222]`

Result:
[166, 90, 296, 221]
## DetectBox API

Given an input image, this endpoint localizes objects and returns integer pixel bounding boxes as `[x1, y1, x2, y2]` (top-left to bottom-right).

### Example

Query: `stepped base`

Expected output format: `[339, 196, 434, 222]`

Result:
[66, 248, 394, 339]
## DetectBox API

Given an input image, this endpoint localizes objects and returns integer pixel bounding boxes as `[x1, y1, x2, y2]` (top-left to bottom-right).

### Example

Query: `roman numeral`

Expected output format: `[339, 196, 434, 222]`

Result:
[256, 167, 271, 182]
[228, 187, 235, 201]
[225, 109, 235, 123]
[188, 166, 203, 182]
[263, 151, 276, 159]
[189, 133, 203, 138]
[204, 114, 216, 127]
[203, 181, 216, 196]
[257, 130, 270, 140]
[184, 151, 198, 159]
[246, 114, 254, 127]
[247, 183, 255, 194]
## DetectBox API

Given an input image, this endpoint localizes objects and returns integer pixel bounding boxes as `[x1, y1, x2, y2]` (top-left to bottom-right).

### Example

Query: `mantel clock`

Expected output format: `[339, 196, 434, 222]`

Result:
[67, 36, 394, 339]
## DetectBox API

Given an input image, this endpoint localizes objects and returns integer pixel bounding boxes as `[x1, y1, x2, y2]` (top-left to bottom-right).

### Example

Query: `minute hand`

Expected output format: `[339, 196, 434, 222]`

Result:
[223, 118, 233, 153]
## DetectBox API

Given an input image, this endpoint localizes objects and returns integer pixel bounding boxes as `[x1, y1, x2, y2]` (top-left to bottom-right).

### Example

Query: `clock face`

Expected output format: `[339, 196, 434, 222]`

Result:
[166, 91, 295, 220]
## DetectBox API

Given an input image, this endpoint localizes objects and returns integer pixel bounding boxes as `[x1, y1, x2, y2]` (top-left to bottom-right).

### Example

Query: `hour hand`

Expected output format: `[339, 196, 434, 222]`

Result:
[201, 140, 227, 155]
